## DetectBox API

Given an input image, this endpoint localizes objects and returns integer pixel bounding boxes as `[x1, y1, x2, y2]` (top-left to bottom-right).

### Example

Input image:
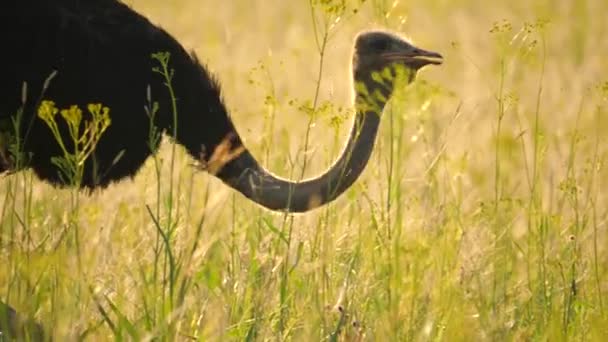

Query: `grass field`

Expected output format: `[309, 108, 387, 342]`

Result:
[2, 0, 608, 340]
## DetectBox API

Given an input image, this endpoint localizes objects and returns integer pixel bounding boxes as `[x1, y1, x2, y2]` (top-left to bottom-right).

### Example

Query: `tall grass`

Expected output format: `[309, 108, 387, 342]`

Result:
[1, 0, 607, 340]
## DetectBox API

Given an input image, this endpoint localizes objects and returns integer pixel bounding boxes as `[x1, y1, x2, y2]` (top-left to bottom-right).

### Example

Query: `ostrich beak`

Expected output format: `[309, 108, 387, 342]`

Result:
[381, 45, 443, 68]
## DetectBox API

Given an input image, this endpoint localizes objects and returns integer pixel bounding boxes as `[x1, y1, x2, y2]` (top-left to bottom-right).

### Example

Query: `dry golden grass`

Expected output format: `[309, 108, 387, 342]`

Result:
[1, 0, 607, 340]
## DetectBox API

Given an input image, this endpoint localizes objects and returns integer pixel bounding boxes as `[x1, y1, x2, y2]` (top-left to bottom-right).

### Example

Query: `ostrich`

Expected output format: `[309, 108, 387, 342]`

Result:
[0, 0, 443, 213]
[0, 301, 45, 340]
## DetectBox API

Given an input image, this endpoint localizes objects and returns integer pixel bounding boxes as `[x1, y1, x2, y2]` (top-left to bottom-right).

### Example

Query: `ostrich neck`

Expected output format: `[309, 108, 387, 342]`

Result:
[215, 78, 389, 212]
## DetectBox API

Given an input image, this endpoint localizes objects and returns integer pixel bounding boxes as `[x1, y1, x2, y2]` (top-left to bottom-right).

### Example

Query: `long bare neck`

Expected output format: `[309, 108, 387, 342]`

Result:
[213, 75, 391, 212]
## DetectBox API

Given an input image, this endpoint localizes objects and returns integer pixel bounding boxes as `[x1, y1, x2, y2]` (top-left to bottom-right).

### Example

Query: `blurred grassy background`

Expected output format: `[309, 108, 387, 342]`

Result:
[1, 0, 607, 340]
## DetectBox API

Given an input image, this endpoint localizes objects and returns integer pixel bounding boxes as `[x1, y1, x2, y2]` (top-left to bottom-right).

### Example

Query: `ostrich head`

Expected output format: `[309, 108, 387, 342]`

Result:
[352, 30, 443, 95]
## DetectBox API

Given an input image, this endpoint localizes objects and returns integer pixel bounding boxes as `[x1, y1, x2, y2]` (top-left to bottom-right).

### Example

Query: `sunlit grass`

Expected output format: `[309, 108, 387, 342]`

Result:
[1, 0, 607, 340]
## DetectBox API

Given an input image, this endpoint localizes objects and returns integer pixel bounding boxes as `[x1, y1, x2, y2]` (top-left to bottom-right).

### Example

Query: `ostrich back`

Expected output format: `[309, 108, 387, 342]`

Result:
[1, 0, 236, 187]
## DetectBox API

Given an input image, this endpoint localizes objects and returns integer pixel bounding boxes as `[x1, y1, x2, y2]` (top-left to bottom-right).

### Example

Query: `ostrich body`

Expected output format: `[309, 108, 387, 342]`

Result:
[0, 0, 442, 212]
[0, 301, 45, 341]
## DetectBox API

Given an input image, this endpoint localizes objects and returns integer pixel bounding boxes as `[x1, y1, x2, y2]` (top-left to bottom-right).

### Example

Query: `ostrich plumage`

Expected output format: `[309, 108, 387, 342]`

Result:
[0, 0, 442, 212]
[0, 301, 45, 341]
